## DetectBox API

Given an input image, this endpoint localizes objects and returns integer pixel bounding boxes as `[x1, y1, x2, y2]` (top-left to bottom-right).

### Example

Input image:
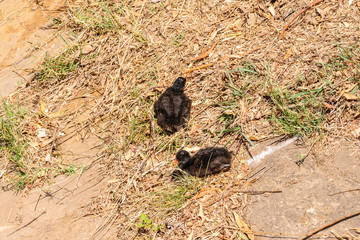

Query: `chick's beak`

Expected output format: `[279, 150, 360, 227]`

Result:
[174, 159, 179, 165]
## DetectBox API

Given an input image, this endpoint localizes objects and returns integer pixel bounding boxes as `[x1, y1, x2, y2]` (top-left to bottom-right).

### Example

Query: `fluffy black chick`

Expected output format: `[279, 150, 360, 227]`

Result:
[154, 77, 191, 133]
[171, 147, 232, 179]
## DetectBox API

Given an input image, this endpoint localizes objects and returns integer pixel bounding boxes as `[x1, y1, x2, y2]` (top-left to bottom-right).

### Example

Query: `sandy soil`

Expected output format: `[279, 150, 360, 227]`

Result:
[246, 138, 360, 239]
[0, 1, 112, 239]
[0, 134, 112, 239]
[0, 0, 66, 97]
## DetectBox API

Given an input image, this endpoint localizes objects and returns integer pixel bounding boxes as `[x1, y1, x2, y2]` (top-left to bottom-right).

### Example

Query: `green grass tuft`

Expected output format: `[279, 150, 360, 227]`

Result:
[267, 82, 324, 136]
[149, 175, 204, 214]
[34, 50, 80, 83]
[0, 100, 31, 189]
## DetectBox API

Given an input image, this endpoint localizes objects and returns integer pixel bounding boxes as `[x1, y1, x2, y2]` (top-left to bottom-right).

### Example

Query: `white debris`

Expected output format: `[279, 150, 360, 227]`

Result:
[246, 136, 300, 166]
[37, 128, 47, 138]
[306, 208, 315, 213]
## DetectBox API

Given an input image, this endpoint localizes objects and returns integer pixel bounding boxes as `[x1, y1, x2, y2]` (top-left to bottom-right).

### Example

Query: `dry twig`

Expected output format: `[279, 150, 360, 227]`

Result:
[238, 190, 282, 195]
[192, 42, 217, 61]
[299, 210, 360, 240]
[7, 210, 47, 236]
[279, 0, 324, 39]
[329, 188, 360, 196]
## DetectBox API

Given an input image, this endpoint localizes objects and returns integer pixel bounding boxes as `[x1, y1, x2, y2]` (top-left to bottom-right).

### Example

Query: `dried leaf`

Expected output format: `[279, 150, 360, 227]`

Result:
[39, 101, 48, 117]
[192, 187, 220, 200]
[233, 211, 243, 228]
[189, 124, 201, 135]
[209, 27, 224, 42]
[343, 93, 359, 100]
[247, 134, 268, 141]
[40, 138, 54, 147]
[323, 102, 335, 109]
[82, 45, 94, 55]
[239, 99, 247, 115]
[39, 101, 67, 118]
[233, 211, 255, 240]
[284, 48, 292, 60]
[192, 42, 217, 61]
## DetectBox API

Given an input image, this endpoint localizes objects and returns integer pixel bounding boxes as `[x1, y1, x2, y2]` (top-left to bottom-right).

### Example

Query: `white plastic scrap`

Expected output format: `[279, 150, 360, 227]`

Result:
[246, 135, 300, 166]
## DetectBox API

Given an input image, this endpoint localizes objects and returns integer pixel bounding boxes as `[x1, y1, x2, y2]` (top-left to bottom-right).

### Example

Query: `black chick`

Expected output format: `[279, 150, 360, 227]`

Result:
[154, 77, 191, 133]
[172, 147, 232, 179]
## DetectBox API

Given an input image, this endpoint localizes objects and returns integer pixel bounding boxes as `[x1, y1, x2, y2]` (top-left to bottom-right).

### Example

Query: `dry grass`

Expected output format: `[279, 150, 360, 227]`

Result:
[2, 0, 360, 238]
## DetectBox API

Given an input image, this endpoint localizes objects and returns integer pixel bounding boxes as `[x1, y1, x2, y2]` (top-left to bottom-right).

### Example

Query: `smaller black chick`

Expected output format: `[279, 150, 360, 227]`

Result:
[172, 147, 232, 179]
[154, 77, 191, 133]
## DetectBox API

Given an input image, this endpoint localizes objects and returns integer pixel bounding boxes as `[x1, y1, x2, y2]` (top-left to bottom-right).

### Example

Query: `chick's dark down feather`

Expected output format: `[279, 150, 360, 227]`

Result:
[172, 147, 232, 179]
[154, 77, 191, 133]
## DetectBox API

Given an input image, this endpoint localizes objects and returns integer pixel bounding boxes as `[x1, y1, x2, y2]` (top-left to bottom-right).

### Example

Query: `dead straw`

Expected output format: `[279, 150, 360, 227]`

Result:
[279, 0, 324, 39]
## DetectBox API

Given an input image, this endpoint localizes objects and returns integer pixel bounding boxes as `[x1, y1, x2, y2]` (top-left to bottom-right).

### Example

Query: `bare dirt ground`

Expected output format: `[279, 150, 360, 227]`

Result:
[0, 165, 107, 239]
[0, 0, 111, 239]
[247, 138, 360, 239]
[0, 0, 360, 239]
[0, 134, 111, 239]
[0, 0, 67, 96]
